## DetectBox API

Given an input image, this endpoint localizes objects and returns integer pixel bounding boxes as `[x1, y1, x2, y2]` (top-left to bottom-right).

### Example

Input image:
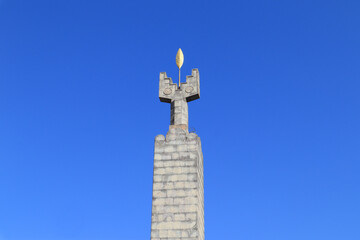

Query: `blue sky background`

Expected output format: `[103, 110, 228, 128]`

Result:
[0, 0, 359, 239]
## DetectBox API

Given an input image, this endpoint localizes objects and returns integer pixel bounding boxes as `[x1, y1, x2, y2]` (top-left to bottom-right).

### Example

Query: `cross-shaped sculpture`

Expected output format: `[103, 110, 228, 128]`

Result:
[159, 69, 200, 130]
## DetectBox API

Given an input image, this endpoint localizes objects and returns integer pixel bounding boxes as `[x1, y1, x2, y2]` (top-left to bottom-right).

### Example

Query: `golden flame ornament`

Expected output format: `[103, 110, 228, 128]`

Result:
[176, 48, 184, 69]
[176, 48, 184, 87]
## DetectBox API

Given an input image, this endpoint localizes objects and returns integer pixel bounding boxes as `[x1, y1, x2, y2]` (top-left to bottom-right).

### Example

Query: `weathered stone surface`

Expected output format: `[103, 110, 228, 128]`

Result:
[151, 129, 204, 234]
[151, 69, 204, 240]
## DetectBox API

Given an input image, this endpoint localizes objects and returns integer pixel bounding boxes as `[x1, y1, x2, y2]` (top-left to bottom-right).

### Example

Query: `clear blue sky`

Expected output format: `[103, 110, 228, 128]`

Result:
[0, 1, 359, 239]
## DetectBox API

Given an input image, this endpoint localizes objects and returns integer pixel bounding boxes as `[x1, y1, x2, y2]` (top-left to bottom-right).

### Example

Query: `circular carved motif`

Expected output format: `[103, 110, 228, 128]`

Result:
[163, 88, 172, 95]
[185, 86, 194, 93]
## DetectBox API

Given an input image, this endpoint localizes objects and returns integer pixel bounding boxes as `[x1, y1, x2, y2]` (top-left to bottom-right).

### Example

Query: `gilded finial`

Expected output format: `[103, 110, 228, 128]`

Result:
[176, 48, 184, 88]
[176, 48, 184, 69]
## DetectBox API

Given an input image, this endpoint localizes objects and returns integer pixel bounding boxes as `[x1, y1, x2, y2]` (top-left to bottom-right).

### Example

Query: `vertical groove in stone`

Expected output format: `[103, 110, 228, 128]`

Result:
[170, 97, 188, 126]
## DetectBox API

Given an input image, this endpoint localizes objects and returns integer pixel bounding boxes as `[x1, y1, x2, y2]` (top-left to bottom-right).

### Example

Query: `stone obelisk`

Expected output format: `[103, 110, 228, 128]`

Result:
[151, 50, 204, 240]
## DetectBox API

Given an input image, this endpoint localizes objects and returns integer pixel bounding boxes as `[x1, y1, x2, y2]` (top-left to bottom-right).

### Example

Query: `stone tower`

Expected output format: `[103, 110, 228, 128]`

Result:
[151, 68, 204, 240]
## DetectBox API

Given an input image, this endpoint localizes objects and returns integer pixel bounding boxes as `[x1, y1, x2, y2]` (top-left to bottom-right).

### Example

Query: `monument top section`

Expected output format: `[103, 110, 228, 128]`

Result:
[158, 49, 200, 129]
[159, 69, 200, 103]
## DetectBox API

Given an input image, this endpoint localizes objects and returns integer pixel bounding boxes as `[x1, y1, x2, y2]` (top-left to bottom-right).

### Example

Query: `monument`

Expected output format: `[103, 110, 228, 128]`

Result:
[151, 49, 204, 240]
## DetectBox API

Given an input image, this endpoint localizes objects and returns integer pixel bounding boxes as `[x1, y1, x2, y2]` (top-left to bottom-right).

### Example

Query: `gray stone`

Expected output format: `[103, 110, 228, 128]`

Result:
[151, 69, 204, 240]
